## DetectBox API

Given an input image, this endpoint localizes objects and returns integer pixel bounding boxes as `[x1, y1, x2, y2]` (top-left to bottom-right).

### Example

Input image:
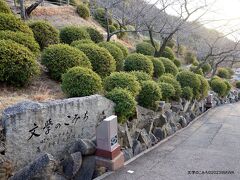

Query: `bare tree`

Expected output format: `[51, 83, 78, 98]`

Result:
[19, 0, 44, 20]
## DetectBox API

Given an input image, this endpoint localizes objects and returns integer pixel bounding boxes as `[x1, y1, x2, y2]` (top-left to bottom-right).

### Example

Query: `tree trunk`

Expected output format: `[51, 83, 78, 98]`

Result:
[19, 0, 26, 20]
[26, 0, 44, 18]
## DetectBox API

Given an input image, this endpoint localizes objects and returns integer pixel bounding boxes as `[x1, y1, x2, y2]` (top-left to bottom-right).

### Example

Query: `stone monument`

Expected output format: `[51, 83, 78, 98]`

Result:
[2, 95, 115, 170]
[95, 115, 124, 171]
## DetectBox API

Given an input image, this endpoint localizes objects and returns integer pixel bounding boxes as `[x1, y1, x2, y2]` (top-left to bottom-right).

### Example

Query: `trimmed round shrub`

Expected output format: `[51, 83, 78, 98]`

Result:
[85, 27, 103, 43]
[130, 71, 152, 85]
[94, 8, 108, 28]
[106, 88, 136, 123]
[158, 74, 182, 100]
[192, 59, 199, 66]
[162, 47, 175, 60]
[173, 58, 181, 67]
[148, 56, 165, 78]
[136, 42, 155, 56]
[143, 39, 160, 51]
[176, 70, 201, 99]
[103, 72, 140, 97]
[42, 44, 92, 81]
[74, 43, 116, 77]
[160, 57, 178, 76]
[226, 68, 234, 77]
[76, 4, 90, 19]
[181, 87, 193, 101]
[124, 53, 154, 76]
[190, 66, 204, 76]
[110, 41, 128, 58]
[197, 74, 210, 99]
[29, 21, 60, 50]
[109, 25, 116, 33]
[71, 39, 94, 46]
[98, 42, 124, 71]
[0, 40, 40, 86]
[202, 63, 211, 74]
[210, 78, 227, 97]
[236, 81, 240, 89]
[60, 26, 90, 44]
[0, 0, 11, 14]
[117, 26, 127, 39]
[138, 81, 162, 110]
[158, 82, 175, 102]
[0, 13, 33, 35]
[61, 66, 102, 97]
[0, 30, 40, 57]
[185, 51, 196, 64]
[217, 68, 230, 79]
[224, 80, 231, 96]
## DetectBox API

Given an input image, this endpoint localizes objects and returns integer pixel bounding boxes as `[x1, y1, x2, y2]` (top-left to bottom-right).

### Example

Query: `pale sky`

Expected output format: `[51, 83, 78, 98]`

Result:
[149, 0, 240, 40]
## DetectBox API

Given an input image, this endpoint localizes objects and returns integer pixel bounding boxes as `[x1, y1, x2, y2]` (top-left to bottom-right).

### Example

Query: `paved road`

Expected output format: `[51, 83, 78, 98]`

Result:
[104, 103, 240, 180]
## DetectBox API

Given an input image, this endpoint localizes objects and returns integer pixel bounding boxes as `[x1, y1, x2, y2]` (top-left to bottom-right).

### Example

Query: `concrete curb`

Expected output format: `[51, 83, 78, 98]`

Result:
[94, 103, 233, 180]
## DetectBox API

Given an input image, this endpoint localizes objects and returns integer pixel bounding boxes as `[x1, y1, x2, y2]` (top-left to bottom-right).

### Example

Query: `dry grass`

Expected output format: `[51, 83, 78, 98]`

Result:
[0, 71, 64, 115]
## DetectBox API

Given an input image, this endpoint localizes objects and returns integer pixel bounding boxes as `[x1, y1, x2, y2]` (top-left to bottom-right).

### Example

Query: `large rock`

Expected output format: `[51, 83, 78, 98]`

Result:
[69, 139, 96, 155]
[122, 148, 134, 162]
[153, 114, 167, 128]
[162, 123, 174, 136]
[179, 116, 188, 128]
[153, 128, 164, 141]
[61, 152, 82, 178]
[171, 102, 183, 113]
[138, 129, 152, 148]
[132, 140, 143, 156]
[136, 106, 157, 129]
[2, 95, 114, 170]
[73, 156, 95, 180]
[10, 153, 56, 180]
[149, 133, 158, 145]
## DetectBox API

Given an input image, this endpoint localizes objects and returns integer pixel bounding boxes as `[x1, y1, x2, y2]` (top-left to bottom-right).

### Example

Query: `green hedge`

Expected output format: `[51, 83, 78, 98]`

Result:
[60, 26, 90, 44]
[158, 74, 182, 100]
[217, 68, 230, 79]
[148, 57, 165, 78]
[98, 42, 124, 71]
[85, 27, 104, 43]
[197, 74, 210, 100]
[0, 13, 33, 35]
[0, 0, 11, 14]
[61, 66, 102, 97]
[158, 82, 175, 102]
[138, 80, 162, 110]
[0, 40, 40, 86]
[176, 70, 201, 99]
[103, 72, 140, 97]
[130, 71, 152, 86]
[74, 43, 116, 77]
[71, 39, 94, 46]
[173, 58, 181, 67]
[109, 41, 128, 58]
[136, 42, 155, 56]
[42, 44, 92, 81]
[160, 57, 178, 76]
[210, 78, 227, 97]
[181, 86, 193, 101]
[0, 30, 40, 57]
[162, 47, 175, 60]
[29, 21, 60, 50]
[124, 53, 154, 76]
[202, 63, 211, 74]
[76, 4, 90, 19]
[106, 88, 136, 124]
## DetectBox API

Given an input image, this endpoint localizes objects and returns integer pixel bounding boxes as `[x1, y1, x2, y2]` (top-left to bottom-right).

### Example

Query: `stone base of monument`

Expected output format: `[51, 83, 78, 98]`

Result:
[96, 145, 121, 160]
[95, 152, 124, 171]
